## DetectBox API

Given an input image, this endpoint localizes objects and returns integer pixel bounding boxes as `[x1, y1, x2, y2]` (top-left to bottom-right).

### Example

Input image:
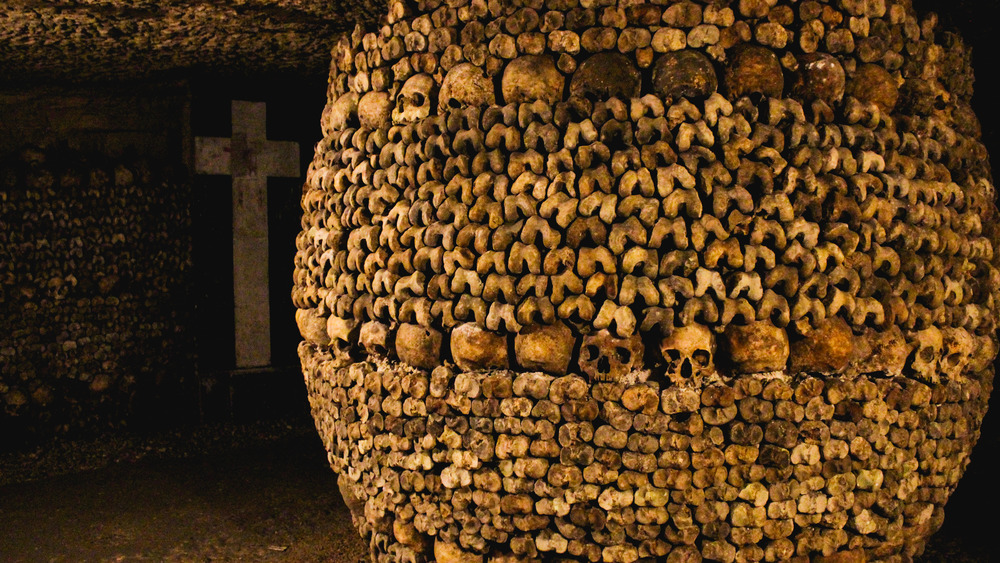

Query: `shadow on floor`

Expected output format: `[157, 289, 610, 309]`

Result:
[0, 428, 367, 562]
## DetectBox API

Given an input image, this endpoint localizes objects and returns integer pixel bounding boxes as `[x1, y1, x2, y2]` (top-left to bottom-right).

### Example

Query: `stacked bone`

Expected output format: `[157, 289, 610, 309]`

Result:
[0, 1, 371, 82]
[302, 346, 990, 562]
[295, 0, 999, 561]
[0, 147, 192, 442]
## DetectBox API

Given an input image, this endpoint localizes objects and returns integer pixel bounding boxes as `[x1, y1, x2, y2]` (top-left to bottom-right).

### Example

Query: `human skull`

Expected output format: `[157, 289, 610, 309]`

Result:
[433, 538, 482, 563]
[846, 63, 899, 114]
[393, 519, 427, 550]
[788, 317, 854, 375]
[324, 92, 359, 135]
[652, 50, 718, 103]
[326, 315, 358, 362]
[850, 326, 909, 377]
[295, 307, 330, 347]
[395, 322, 443, 370]
[358, 91, 393, 130]
[450, 322, 508, 371]
[720, 321, 789, 374]
[940, 327, 974, 377]
[791, 53, 846, 104]
[579, 330, 644, 383]
[909, 326, 943, 382]
[439, 62, 496, 112]
[723, 44, 784, 99]
[501, 55, 564, 105]
[360, 321, 392, 357]
[392, 73, 435, 124]
[968, 334, 998, 374]
[514, 322, 575, 375]
[570, 52, 641, 101]
[660, 324, 715, 386]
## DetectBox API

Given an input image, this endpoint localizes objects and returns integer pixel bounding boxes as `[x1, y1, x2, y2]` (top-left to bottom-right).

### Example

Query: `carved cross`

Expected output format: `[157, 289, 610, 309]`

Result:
[195, 100, 300, 368]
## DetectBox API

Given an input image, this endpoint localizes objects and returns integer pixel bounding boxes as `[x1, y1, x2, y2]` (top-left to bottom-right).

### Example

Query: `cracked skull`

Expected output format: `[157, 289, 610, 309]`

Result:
[579, 330, 644, 383]
[969, 333, 999, 373]
[324, 92, 358, 135]
[660, 324, 715, 385]
[570, 52, 641, 101]
[439, 62, 495, 112]
[326, 315, 358, 362]
[392, 73, 435, 124]
[910, 326, 943, 382]
[358, 91, 392, 130]
[940, 327, 974, 377]
[501, 55, 564, 105]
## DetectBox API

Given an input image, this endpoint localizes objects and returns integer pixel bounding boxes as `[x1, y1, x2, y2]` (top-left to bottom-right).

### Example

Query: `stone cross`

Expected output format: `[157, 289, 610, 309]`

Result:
[194, 100, 300, 368]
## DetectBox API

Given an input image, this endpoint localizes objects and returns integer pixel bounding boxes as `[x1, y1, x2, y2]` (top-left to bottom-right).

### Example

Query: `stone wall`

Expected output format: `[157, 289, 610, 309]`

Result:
[0, 83, 190, 164]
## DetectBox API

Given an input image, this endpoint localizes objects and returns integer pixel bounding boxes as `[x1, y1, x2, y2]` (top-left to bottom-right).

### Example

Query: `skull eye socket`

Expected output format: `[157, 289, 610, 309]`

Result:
[665, 350, 682, 362]
[692, 350, 711, 368]
[447, 98, 463, 109]
[584, 344, 601, 362]
[614, 346, 632, 365]
[410, 93, 426, 107]
[918, 346, 936, 362]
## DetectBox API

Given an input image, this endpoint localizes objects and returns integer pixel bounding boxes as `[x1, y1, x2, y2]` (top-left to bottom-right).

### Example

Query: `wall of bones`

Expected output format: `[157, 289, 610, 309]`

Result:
[0, 0, 374, 82]
[0, 147, 193, 445]
[296, 0, 1000, 561]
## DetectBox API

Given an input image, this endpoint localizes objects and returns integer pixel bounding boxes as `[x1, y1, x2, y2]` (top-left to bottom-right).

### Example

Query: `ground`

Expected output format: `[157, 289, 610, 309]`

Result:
[0, 420, 367, 562]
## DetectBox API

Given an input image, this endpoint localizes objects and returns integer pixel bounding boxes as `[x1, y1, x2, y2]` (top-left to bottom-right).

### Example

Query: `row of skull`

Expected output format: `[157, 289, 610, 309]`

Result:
[298, 302, 994, 387]
[325, 47, 903, 133]
[300, 335, 990, 562]
[332, 0, 947, 112]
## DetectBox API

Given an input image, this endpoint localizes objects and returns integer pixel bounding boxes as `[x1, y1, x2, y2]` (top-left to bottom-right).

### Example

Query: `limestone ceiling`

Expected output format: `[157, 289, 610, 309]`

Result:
[0, 0, 387, 82]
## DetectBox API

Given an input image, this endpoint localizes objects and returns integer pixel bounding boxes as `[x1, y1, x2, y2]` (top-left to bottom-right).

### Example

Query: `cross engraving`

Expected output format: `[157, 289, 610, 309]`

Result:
[195, 101, 300, 368]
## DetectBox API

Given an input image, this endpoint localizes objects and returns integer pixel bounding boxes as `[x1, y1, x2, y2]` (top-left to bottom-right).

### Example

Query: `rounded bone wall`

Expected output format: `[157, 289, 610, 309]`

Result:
[303, 346, 989, 562]
[295, 0, 999, 560]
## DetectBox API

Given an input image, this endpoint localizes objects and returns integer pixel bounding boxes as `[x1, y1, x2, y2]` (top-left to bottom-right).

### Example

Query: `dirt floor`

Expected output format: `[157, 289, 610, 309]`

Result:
[0, 417, 996, 563]
[0, 420, 368, 562]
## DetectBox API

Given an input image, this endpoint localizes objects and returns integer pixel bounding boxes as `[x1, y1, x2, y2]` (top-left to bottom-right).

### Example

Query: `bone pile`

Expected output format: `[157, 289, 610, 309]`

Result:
[294, 0, 999, 560]
[0, 1, 369, 82]
[0, 147, 192, 440]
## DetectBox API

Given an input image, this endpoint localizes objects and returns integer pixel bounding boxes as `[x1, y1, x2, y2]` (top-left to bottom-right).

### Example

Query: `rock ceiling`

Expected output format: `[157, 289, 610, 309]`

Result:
[0, 0, 386, 82]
